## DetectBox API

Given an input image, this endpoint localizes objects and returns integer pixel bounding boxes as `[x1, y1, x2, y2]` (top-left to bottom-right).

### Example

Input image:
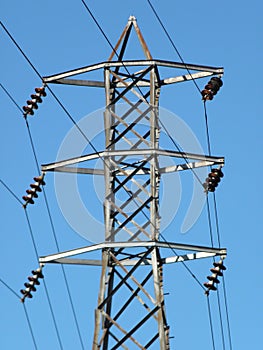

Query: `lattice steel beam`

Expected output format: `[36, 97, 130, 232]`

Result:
[40, 16, 225, 350]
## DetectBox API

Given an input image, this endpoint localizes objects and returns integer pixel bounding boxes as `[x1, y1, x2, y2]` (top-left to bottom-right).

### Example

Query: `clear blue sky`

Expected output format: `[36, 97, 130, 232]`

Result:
[1, 1, 262, 349]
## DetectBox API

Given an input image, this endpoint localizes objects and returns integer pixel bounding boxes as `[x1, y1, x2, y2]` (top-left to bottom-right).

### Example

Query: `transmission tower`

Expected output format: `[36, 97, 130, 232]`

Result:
[39, 16, 226, 349]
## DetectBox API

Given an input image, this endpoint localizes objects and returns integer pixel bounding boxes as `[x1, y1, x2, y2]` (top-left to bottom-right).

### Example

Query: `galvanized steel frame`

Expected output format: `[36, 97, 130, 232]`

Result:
[40, 16, 225, 350]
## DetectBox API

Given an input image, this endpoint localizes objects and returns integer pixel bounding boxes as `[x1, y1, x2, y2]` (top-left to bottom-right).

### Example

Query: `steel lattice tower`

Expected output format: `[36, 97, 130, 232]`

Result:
[40, 17, 226, 349]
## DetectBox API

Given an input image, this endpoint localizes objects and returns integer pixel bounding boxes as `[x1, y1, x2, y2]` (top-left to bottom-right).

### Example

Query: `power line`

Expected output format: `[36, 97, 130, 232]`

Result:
[204, 101, 212, 156]
[222, 275, 233, 350]
[0, 83, 23, 113]
[0, 22, 42, 80]
[206, 196, 215, 248]
[80, 0, 116, 52]
[42, 187, 85, 350]
[204, 108, 228, 348]
[0, 277, 38, 349]
[213, 191, 233, 350]
[205, 195, 228, 348]
[0, 277, 20, 299]
[207, 295, 216, 350]
[159, 233, 205, 291]
[79, 0, 205, 188]
[0, 178, 23, 206]
[158, 115, 204, 187]
[216, 288, 226, 350]
[24, 208, 40, 260]
[146, 0, 202, 94]
[24, 97, 85, 349]
[25, 120, 40, 173]
[24, 208, 64, 350]
[23, 304, 38, 350]
[213, 193, 221, 247]
[0, 28, 92, 347]
[144, 4, 232, 349]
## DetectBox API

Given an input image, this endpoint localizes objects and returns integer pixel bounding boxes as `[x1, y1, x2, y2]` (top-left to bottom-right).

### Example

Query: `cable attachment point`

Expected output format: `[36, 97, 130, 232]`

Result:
[22, 173, 46, 208]
[201, 77, 223, 101]
[204, 259, 226, 295]
[20, 265, 44, 303]
[203, 167, 224, 193]
[22, 86, 47, 118]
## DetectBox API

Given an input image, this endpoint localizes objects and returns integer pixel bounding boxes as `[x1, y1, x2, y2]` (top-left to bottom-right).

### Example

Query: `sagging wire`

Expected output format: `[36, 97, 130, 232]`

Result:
[207, 295, 216, 350]
[203, 116, 227, 349]
[0, 82, 22, 111]
[159, 233, 205, 291]
[0, 277, 38, 349]
[22, 303, 38, 350]
[0, 83, 63, 348]
[203, 81, 233, 349]
[143, 3, 232, 349]
[0, 179, 41, 348]
[23, 208, 64, 350]
[0, 178, 23, 206]
[0, 80, 85, 349]
[222, 275, 233, 350]
[146, 0, 202, 94]
[0, 277, 20, 299]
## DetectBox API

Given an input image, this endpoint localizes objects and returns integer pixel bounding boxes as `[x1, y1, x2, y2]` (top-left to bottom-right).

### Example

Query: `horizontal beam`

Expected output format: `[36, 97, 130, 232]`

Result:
[159, 160, 222, 174]
[43, 159, 221, 176]
[39, 240, 227, 263]
[51, 78, 105, 88]
[45, 71, 217, 89]
[42, 149, 224, 172]
[162, 71, 215, 86]
[42, 59, 223, 83]
[45, 166, 104, 175]
[43, 251, 222, 266]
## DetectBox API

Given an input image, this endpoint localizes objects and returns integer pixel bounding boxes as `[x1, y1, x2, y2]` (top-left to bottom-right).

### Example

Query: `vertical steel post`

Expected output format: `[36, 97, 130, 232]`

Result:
[92, 53, 170, 348]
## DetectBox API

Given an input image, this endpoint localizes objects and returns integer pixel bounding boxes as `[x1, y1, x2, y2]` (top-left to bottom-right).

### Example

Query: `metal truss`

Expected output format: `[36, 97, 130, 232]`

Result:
[41, 16, 225, 350]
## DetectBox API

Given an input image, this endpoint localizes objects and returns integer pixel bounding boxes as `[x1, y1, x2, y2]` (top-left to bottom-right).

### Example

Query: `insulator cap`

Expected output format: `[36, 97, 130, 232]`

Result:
[204, 282, 217, 291]
[20, 289, 33, 298]
[30, 183, 42, 192]
[33, 176, 46, 186]
[210, 267, 223, 276]
[28, 276, 40, 285]
[204, 167, 224, 193]
[201, 77, 223, 101]
[27, 100, 38, 109]
[211, 168, 224, 178]
[213, 260, 226, 270]
[24, 282, 36, 292]
[22, 106, 34, 115]
[201, 89, 214, 101]
[35, 87, 47, 97]
[31, 94, 43, 103]
[211, 77, 223, 88]
[207, 275, 220, 284]
[32, 268, 44, 279]
[22, 195, 34, 204]
[26, 189, 38, 198]
[208, 173, 221, 182]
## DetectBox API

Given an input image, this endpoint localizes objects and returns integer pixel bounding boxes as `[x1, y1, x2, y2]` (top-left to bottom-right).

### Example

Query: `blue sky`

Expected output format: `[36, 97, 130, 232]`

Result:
[1, 1, 262, 349]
